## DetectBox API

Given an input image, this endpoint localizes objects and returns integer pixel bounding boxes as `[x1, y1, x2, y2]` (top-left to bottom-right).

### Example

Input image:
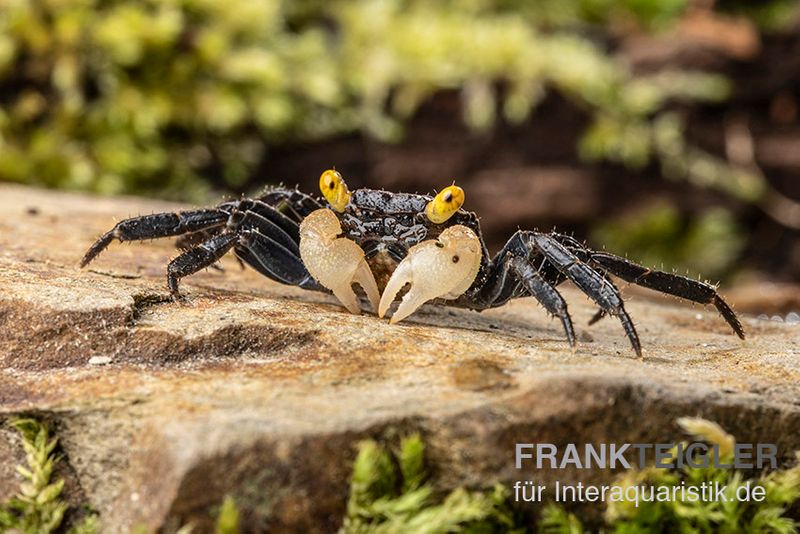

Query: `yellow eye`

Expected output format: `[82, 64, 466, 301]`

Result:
[425, 185, 465, 224]
[319, 169, 351, 213]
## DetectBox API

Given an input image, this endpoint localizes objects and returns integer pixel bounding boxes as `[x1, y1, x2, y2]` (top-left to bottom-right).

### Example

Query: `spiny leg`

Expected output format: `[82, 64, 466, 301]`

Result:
[176, 228, 234, 272]
[174, 198, 303, 272]
[586, 268, 629, 327]
[167, 202, 311, 297]
[81, 209, 229, 267]
[238, 199, 304, 243]
[175, 228, 220, 251]
[191, 197, 307, 277]
[460, 233, 543, 310]
[588, 252, 745, 339]
[228, 209, 300, 256]
[453, 241, 571, 348]
[506, 255, 576, 349]
[477, 262, 525, 310]
[167, 233, 238, 296]
[581, 273, 620, 327]
[168, 231, 315, 298]
[549, 233, 745, 339]
[588, 309, 606, 325]
[235, 229, 315, 288]
[521, 232, 642, 356]
[223, 204, 314, 287]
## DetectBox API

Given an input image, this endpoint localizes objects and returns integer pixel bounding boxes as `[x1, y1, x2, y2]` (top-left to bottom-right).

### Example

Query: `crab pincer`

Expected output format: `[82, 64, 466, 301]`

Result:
[379, 225, 482, 323]
[299, 208, 380, 314]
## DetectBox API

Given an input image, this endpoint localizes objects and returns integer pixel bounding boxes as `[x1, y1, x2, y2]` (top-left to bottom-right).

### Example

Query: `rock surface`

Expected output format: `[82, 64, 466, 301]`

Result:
[0, 184, 799, 532]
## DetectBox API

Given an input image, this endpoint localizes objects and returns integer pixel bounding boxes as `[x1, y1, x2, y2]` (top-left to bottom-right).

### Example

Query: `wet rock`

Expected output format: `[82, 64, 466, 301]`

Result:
[0, 184, 799, 532]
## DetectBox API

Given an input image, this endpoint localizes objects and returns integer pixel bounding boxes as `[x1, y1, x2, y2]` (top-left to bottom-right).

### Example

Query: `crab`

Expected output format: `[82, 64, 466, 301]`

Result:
[81, 170, 745, 356]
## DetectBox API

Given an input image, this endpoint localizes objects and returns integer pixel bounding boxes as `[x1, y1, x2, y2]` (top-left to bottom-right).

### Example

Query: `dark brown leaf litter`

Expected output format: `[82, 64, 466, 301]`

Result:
[0, 184, 798, 532]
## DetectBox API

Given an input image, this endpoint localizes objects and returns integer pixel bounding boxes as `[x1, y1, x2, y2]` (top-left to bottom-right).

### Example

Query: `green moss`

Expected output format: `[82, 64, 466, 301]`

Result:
[341, 433, 522, 533]
[604, 418, 799, 533]
[68, 514, 102, 534]
[2, 417, 797, 532]
[537, 504, 583, 534]
[0, 418, 99, 534]
[342, 421, 799, 533]
[0, 0, 774, 203]
[215, 495, 241, 534]
[716, 0, 800, 31]
[540, 418, 800, 533]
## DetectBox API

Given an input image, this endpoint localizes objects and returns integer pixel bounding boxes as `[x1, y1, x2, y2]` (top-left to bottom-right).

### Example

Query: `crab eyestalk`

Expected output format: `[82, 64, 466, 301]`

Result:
[425, 185, 465, 224]
[379, 225, 482, 323]
[299, 208, 380, 314]
[319, 169, 351, 213]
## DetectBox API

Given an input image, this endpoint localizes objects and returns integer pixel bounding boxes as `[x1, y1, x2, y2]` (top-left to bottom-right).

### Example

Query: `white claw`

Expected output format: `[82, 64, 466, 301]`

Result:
[299, 209, 380, 314]
[379, 225, 482, 323]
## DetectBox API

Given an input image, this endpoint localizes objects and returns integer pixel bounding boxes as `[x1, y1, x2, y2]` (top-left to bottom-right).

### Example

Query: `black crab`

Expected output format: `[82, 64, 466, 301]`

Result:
[81, 170, 745, 356]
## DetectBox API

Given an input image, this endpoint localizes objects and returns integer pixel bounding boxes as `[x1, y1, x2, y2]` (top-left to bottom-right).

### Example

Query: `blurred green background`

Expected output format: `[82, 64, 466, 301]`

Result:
[2, 0, 800, 283]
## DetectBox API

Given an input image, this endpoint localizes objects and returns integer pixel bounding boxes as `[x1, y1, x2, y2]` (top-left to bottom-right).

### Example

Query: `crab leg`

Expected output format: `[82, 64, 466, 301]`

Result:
[587, 253, 745, 339]
[522, 233, 642, 356]
[229, 210, 300, 255]
[505, 255, 576, 349]
[237, 199, 303, 243]
[547, 233, 745, 339]
[299, 209, 380, 314]
[236, 230, 313, 288]
[379, 225, 482, 323]
[81, 209, 229, 267]
[167, 233, 238, 296]
[162, 202, 314, 296]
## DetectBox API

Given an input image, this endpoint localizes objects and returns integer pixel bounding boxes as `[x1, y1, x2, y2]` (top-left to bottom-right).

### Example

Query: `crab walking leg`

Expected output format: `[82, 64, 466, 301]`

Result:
[299, 209, 380, 314]
[166, 207, 312, 296]
[379, 225, 482, 324]
[527, 233, 642, 356]
[81, 209, 229, 267]
[167, 232, 239, 296]
[548, 233, 745, 339]
[505, 255, 576, 348]
[229, 210, 300, 255]
[238, 199, 304, 242]
[588, 252, 746, 339]
[236, 230, 313, 287]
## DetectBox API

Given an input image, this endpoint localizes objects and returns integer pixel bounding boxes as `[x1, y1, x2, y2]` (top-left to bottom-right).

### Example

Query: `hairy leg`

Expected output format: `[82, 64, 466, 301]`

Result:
[506, 254, 576, 348]
[520, 232, 642, 356]
[167, 233, 238, 296]
[81, 209, 229, 267]
[549, 234, 744, 339]
[235, 230, 315, 288]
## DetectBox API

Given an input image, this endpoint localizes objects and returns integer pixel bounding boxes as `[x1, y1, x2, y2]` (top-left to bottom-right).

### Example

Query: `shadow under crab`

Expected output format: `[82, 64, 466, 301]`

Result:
[81, 170, 745, 357]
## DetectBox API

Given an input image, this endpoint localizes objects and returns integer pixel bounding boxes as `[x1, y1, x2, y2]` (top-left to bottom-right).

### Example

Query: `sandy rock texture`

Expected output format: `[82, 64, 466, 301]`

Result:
[0, 184, 798, 532]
